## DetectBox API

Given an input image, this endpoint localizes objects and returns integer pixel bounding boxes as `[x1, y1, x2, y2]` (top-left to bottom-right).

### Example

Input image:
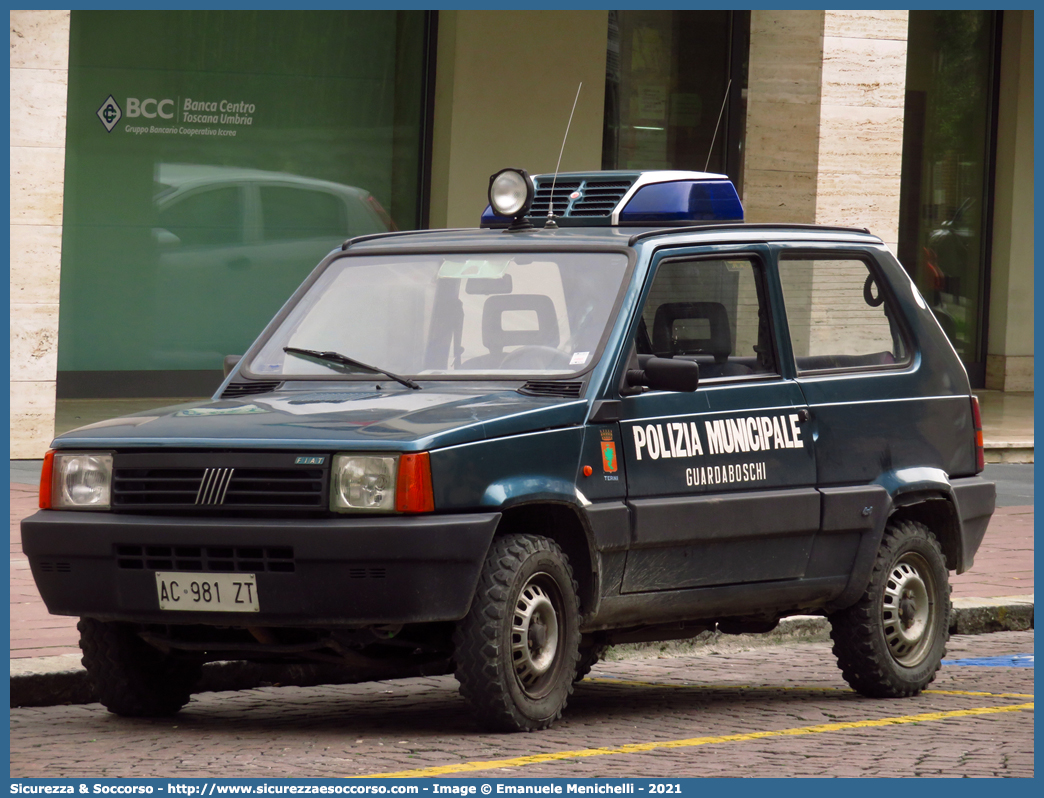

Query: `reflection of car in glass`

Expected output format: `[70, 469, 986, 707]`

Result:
[922, 197, 976, 346]
[152, 164, 394, 369]
[24, 168, 994, 732]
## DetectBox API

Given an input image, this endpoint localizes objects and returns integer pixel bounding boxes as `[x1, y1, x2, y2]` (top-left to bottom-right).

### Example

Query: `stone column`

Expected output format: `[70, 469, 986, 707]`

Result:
[10, 10, 70, 459]
[744, 11, 908, 252]
[986, 10, 1034, 392]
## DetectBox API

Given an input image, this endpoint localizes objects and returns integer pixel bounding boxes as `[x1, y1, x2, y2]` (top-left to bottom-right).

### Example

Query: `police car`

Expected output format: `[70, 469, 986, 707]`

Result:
[22, 168, 996, 732]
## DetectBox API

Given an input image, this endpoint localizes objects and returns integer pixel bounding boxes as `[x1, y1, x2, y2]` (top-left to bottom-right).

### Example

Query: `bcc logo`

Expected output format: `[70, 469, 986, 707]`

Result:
[97, 95, 175, 132]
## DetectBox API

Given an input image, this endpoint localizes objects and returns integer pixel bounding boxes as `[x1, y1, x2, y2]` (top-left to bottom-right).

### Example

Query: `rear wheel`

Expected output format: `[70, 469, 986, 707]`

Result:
[454, 534, 580, 731]
[79, 618, 202, 717]
[828, 519, 950, 697]
[575, 640, 608, 682]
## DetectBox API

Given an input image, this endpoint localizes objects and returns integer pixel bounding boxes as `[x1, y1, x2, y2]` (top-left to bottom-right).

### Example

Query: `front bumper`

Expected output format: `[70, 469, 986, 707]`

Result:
[21, 510, 501, 626]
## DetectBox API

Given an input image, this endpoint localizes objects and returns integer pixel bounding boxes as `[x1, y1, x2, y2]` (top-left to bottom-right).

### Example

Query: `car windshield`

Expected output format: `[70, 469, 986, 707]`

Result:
[248, 251, 630, 379]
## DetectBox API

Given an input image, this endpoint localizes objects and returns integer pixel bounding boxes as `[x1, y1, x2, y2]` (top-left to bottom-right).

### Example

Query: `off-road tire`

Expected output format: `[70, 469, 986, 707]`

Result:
[453, 534, 581, 732]
[574, 642, 608, 682]
[79, 618, 202, 717]
[828, 519, 950, 697]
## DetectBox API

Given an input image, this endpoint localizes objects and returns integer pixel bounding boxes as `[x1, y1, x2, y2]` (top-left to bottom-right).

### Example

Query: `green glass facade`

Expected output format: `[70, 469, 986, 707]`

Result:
[58, 11, 430, 395]
[602, 10, 748, 189]
[898, 11, 999, 385]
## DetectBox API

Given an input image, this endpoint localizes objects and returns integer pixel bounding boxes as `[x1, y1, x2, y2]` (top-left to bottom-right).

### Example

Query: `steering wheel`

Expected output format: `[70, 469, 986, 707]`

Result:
[498, 346, 572, 370]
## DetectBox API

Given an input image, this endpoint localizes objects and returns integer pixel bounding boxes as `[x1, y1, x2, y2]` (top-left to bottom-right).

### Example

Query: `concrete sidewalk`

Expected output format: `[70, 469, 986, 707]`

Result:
[9, 387, 1034, 706]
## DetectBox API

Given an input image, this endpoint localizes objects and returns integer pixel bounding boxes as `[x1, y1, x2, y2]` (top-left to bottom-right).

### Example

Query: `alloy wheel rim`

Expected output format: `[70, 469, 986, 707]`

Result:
[511, 574, 561, 697]
[882, 552, 936, 667]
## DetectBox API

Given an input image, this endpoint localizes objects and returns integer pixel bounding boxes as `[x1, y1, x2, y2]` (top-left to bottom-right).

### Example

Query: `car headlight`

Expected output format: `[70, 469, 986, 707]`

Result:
[47, 452, 113, 510]
[331, 455, 398, 512]
[330, 453, 434, 514]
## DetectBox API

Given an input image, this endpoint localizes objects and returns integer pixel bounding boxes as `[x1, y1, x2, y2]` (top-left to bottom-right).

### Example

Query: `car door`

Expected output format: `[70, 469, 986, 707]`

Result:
[617, 246, 820, 593]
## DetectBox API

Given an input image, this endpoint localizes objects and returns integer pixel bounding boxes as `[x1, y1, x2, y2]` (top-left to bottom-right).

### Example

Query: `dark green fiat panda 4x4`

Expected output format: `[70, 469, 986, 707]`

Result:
[23, 168, 995, 732]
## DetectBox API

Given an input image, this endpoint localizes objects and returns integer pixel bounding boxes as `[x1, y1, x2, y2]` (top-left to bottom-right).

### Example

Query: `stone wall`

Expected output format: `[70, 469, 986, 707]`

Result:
[10, 10, 70, 459]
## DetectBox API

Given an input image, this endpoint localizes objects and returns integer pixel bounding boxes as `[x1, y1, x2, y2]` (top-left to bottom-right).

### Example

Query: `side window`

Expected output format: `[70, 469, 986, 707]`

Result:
[778, 255, 908, 372]
[260, 187, 349, 242]
[157, 187, 243, 247]
[636, 257, 777, 379]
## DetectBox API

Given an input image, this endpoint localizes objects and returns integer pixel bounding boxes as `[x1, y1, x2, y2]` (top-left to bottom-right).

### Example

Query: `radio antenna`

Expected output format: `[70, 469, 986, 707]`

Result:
[703, 78, 732, 173]
[545, 82, 582, 230]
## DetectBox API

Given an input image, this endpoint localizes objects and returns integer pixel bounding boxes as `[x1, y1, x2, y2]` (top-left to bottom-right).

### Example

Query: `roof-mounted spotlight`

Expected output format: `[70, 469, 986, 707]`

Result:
[488, 168, 535, 232]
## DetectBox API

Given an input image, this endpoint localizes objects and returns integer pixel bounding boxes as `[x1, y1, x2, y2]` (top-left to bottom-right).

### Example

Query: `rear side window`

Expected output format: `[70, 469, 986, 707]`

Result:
[778, 254, 908, 373]
[260, 187, 348, 241]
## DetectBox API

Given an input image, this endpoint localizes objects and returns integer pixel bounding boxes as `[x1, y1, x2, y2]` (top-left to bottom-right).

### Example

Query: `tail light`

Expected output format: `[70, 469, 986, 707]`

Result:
[39, 450, 55, 509]
[922, 246, 945, 291]
[396, 452, 435, 513]
[970, 396, 985, 473]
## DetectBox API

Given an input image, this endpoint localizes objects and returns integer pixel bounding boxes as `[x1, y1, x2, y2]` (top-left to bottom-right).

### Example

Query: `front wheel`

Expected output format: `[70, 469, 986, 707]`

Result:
[828, 519, 950, 697]
[79, 618, 202, 717]
[454, 534, 581, 731]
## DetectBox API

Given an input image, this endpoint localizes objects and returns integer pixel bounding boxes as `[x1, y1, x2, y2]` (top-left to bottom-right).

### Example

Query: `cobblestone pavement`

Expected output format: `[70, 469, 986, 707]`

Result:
[10, 631, 1033, 779]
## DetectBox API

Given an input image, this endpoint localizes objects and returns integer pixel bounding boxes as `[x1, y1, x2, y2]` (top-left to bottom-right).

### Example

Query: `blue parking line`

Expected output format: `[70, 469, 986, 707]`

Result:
[941, 654, 1034, 668]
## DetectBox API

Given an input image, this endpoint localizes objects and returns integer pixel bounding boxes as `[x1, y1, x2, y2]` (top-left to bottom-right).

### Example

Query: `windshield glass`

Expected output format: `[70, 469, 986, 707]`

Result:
[248, 251, 630, 378]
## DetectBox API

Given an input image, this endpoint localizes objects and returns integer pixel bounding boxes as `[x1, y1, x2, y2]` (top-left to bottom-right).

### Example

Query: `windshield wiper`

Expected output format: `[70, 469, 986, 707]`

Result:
[283, 347, 421, 390]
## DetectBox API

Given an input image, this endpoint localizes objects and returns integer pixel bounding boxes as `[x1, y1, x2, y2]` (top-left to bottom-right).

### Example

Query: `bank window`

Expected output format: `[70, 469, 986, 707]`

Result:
[157, 187, 243, 248]
[778, 255, 908, 373]
[635, 258, 776, 379]
[261, 187, 349, 242]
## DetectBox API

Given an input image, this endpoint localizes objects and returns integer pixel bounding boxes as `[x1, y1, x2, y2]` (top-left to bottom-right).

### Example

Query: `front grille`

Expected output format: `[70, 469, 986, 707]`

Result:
[111, 452, 328, 514]
[222, 380, 281, 398]
[116, 545, 295, 573]
[530, 177, 635, 218]
[518, 380, 584, 398]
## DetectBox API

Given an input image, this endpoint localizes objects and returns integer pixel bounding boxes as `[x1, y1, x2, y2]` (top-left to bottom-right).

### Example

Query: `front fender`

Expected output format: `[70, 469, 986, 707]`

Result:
[430, 426, 584, 510]
[481, 476, 580, 509]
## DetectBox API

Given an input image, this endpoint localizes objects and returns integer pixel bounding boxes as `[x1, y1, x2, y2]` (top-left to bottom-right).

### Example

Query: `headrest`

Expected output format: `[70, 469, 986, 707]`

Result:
[652, 301, 731, 363]
[482, 294, 560, 354]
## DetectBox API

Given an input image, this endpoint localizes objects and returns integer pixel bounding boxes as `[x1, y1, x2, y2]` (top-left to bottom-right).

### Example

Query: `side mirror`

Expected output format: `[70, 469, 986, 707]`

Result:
[153, 228, 182, 249]
[625, 357, 699, 393]
[223, 355, 242, 378]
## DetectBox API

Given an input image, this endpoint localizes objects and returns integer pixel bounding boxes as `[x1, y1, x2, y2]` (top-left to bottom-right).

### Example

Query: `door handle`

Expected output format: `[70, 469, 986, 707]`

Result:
[798, 408, 811, 423]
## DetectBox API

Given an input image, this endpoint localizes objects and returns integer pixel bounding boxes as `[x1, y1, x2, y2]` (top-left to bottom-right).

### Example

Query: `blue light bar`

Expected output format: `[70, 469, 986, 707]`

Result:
[478, 170, 745, 228]
[480, 204, 499, 227]
[618, 180, 743, 223]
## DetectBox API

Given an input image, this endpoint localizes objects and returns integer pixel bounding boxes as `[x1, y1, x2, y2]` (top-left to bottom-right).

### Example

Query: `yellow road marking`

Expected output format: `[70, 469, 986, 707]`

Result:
[587, 677, 1033, 699]
[926, 688, 1034, 699]
[358, 702, 1033, 778]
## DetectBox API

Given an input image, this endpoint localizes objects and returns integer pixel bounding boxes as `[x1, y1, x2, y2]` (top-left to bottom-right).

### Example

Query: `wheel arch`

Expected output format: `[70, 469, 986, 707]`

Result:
[491, 499, 600, 619]
[877, 467, 968, 572]
[825, 469, 968, 613]
[889, 492, 963, 573]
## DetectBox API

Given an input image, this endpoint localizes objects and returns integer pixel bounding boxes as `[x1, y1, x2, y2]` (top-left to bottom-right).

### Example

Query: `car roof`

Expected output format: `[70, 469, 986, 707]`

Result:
[155, 164, 371, 198]
[342, 223, 884, 253]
